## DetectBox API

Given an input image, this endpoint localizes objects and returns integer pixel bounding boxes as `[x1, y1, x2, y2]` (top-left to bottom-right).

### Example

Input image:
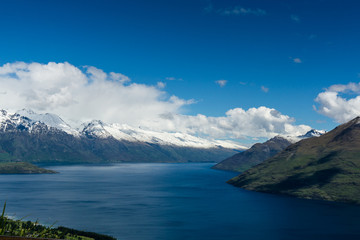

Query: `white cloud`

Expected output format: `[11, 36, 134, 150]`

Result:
[261, 86, 269, 93]
[143, 106, 311, 139]
[0, 61, 311, 142]
[293, 58, 302, 63]
[315, 82, 360, 123]
[291, 14, 300, 23]
[0, 62, 192, 126]
[157, 81, 166, 89]
[215, 79, 227, 87]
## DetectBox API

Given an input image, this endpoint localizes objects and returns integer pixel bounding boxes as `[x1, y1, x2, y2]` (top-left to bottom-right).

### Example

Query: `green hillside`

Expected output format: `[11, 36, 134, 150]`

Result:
[228, 117, 360, 204]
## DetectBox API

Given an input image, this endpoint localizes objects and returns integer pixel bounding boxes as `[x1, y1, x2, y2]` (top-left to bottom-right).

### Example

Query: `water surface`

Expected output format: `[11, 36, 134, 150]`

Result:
[0, 163, 359, 240]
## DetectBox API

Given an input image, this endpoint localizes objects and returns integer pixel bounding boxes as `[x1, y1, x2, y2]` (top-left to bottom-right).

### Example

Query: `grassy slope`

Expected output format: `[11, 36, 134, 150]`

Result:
[0, 217, 115, 240]
[0, 162, 57, 174]
[228, 118, 360, 204]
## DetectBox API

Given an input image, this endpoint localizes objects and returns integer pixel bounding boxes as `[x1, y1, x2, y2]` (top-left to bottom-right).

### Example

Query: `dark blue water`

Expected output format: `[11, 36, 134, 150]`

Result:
[0, 163, 360, 240]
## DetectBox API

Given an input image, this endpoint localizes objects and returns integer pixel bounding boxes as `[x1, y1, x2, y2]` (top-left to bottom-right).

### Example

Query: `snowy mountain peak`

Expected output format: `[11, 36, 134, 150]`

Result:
[16, 109, 79, 136]
[81, 120, 112, 139]
[300, 129, 326, 138]
[277, 129, 325, 143]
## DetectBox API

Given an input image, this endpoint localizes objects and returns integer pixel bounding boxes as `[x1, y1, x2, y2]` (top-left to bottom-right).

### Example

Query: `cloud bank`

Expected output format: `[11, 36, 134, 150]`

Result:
[0, 62, 188, 126]
[144, 107, 311, 139]
[315, 82, 360, 123]
[0, 61, 311, 141]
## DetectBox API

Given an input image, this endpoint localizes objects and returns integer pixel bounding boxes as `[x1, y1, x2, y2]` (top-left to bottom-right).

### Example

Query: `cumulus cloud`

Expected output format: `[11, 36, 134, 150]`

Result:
[315, 82, 360, 123]
[0, 61, 311, 142]
[0, 62, 191, 126]
[215, 79, 227, 87]
[142, 106, 311, 139]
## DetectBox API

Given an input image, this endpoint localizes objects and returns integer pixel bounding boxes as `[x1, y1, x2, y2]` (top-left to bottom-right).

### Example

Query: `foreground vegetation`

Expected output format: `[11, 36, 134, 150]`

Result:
[0, 202, 116, 240]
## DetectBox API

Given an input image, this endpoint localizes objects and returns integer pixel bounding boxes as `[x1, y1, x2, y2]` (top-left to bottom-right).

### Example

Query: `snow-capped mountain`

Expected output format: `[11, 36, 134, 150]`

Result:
[299, 129, 326, 138]
[0, 109, 240, 163]
[278, 129, 326, 143]
[81, 120, 244, 149]
[0, 109, 245, 149]
[16, 109, 79, 135]
[0, 109, 48, 133]
[0, 109, 327, 164]
[0, 109, 326, 151]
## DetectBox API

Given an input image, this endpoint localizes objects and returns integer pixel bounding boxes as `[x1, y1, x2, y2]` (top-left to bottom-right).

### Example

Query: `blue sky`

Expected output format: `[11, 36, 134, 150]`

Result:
[0, 0, 360, 144]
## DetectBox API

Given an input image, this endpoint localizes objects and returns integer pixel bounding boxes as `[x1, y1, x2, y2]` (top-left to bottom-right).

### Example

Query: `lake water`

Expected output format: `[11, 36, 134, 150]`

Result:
[0, 163, 360, 240]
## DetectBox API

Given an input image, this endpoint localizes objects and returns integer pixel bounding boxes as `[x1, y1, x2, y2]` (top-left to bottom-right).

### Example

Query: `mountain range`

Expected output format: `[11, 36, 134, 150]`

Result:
[212, 129, 325, 172]
[228, 117, 360, 204]
[0, 109, 243, 163]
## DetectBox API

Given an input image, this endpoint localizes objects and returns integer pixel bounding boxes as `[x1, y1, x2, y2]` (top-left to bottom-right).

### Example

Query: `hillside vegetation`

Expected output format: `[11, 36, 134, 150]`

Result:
[0, 162, 56, 174]
[0, 202, 115, 240]
[228, 117, 360, 204]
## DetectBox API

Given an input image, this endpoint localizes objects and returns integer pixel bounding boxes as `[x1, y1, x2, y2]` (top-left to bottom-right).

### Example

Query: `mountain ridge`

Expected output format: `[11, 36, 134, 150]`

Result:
[212, 136, 294, 172]
[2, 109, 245, 150]
[0, 109, 241, 163]
[212, 130, 325, 172]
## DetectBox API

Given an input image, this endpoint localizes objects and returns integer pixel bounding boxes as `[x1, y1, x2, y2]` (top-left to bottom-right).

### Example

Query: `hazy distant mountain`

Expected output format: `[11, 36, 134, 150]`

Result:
[212, 136, 294, 172]
[0, 109, 242, 163]
[228, 117, 360, 204]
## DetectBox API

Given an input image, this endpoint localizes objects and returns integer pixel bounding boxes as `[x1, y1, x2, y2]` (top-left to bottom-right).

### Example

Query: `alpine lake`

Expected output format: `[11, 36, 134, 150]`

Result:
[1, 163, 359, 240]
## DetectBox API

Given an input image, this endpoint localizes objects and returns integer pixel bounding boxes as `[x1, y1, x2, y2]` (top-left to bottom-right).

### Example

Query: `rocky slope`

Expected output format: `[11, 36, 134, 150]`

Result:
[228, 117, 360, 204]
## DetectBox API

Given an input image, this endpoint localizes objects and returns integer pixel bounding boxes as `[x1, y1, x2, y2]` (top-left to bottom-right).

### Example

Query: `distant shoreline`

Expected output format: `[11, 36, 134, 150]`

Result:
[0, 162, 57, 174]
